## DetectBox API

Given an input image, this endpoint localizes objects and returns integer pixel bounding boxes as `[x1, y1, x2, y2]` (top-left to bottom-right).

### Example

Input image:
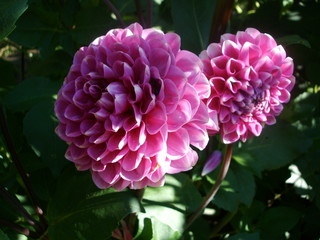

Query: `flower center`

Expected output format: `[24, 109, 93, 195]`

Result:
[150, 78, 161, 96]
[240, 89, 266, 114]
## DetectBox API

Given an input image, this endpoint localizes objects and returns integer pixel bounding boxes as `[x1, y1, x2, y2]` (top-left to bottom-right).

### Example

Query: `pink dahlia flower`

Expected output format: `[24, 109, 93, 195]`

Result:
[200, 28, 295, 144]
[55, 23, 210, 190]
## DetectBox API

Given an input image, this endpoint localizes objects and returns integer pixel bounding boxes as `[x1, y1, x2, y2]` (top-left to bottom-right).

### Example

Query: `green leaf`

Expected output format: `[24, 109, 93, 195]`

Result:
[142, 173, 202, 235]
[0, 59, 16, 100]
[207, 162, 255, 211]
[233, 122, 300, 177]
[170, 0, 216, 52]
[257, 206, 301, 239]
[277, 34, 311, 48]
[226, 232, 260, 240]
[0, 0, 27, 41]
[233, 200, 266, 232]
[23, 100, 67, 176]
[48, 167, 142, 240]
[0, 229, 11, 240]
[135, 213, 180, 240]
[135, 213, 153, 240]
[8, 0, 59, 53]
[71, 1, 110, 46]
[4, 77, 59, 112]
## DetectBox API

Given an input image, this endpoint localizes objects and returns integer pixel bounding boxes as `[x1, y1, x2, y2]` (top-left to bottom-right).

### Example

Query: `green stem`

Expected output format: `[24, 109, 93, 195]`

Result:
[185, 144, 233, 230]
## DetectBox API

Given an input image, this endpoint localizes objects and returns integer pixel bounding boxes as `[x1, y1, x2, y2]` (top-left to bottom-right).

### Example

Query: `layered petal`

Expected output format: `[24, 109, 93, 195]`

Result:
[201, 28, 295, 143]
[55, 22, 210, 190]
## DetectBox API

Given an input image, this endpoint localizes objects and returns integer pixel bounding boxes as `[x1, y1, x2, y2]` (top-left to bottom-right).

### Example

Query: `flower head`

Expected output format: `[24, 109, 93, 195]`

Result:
[55, 23, 210, 190]
[200, 28, 295, 144]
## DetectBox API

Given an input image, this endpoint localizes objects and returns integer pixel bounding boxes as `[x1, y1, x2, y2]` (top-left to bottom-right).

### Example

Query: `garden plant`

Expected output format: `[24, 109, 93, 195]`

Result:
[0, 0, 320, 239]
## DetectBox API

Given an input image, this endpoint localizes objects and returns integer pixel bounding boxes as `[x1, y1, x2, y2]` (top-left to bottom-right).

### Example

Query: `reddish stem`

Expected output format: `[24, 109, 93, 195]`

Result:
[134, 0, 145, 27]
[185, 144, 233, 230]
[209, 0, 235, 43]
[0, 218, 38, 238]
[103, 0, 125, 28]
[146, 0, 153, 28]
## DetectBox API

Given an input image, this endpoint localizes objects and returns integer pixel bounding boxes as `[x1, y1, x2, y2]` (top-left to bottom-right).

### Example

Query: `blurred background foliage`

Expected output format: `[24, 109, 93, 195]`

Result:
[0, 0, 319, 239]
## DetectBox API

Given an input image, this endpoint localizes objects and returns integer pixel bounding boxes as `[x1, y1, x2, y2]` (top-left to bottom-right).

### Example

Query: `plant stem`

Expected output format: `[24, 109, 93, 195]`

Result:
[103, 0, 125, 28]
[20, 48, 25, 82]
[185, 144, 233, 230]
[134, 0, 145, 27]
[0, 186, 37, 226]
[209, 0, 235, 43]
[0, 106, 47, 230]
[146, 0, 153, 28]
[0, 218, 38, 238]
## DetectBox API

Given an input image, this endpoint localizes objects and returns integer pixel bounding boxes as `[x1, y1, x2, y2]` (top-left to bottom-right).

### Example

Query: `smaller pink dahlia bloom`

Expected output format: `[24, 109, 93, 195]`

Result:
[55, 23, 210, 190]
[200, 28, 295, 144]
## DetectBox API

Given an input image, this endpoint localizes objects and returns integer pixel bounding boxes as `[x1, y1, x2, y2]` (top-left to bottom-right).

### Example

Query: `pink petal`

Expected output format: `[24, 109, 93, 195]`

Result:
[144, 131, 165, 157]
[107, 82, 127, 96]
[87, 143, 108, 161]
[81, 55, 97, 76]
[144, 103, 166, 134]
[73, 90, 93, 109]
[65, 122, 81, 137]
[101, 147, 129, 164]
[182, 84, 201, 115]
[121, 150, 144, 171]
[96, 163, 120, 184]
[184, 123, 209, 150]
[140, 83, 156, 114]
[114, 93, 130, 114]
[167, 99, 191, 131]
[238, 42, 261, 65]
[206, 43, 222, 59]
[112, 179, 131, 191]
[164, 32, 180, 55]
[120, 157, 151, 181]
[64, 104, 84, 121]
[163, 79, 180, 114]
[222, 40, 240, 59]
[65, 143, 86, 161]
[167, 128, 189, 160]
[149, 48, 171, 77]
[107, 129, 127, 151]
[91, 171, 112, 189]
[92, 161, 106, 171]
[246, 121, 263, 136]
[167, 149, 198, 173]
[128, 123, 147, 151]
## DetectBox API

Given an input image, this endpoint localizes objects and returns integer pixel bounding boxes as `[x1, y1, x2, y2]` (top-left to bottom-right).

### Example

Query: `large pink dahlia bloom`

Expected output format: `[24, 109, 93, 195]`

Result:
[55, 23, 210, 190]
[200, 28, 295, 144]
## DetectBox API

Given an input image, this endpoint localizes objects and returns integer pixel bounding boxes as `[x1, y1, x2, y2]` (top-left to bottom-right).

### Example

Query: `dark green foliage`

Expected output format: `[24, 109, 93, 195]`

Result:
[0, 0, 319, 239]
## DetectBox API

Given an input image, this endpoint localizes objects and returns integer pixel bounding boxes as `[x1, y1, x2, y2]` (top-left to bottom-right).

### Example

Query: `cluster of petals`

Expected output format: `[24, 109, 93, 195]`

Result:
[55, 23, 211, 190]
[200, 28, 295, 144]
